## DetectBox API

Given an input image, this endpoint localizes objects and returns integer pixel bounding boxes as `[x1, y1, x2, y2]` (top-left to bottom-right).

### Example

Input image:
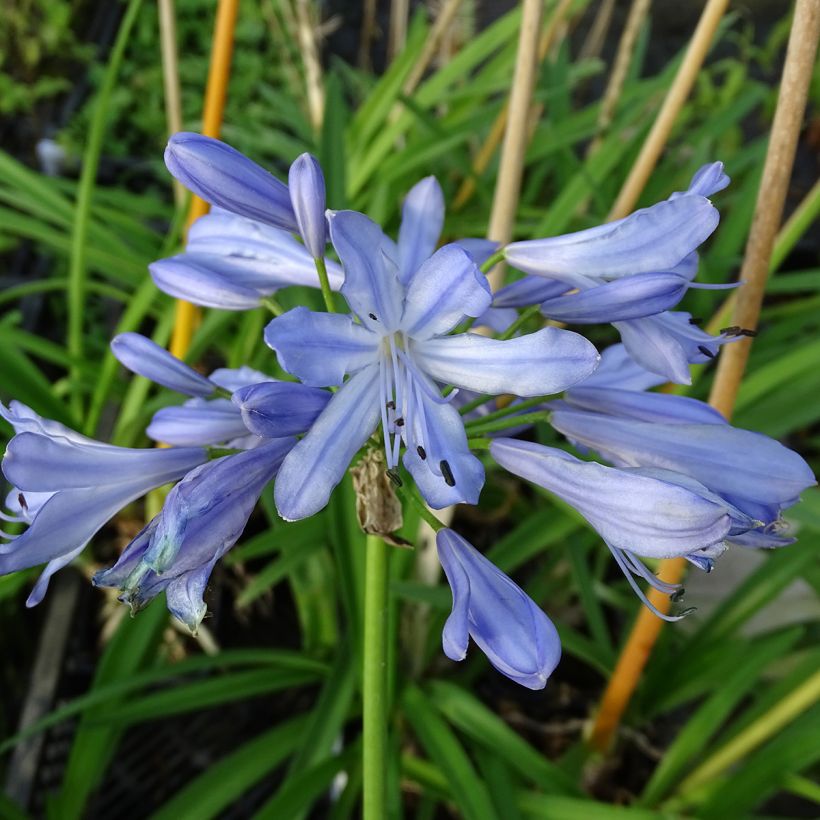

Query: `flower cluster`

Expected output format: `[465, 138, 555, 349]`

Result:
[1, 134, 814, 689]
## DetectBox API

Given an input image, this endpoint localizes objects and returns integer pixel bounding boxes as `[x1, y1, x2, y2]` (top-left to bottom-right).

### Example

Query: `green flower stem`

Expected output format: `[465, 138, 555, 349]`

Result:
[479, 249, 506, 274]
[362, 533, 389, 819]
[261, 296, 285, 316]
[457, 392, 495, 415]
[396, 485, 446, 532]
[463, 394, 549, 428]
[462, 410, 550, 437]
[496, 304, 543, 340]
[314, 256, 337, 313]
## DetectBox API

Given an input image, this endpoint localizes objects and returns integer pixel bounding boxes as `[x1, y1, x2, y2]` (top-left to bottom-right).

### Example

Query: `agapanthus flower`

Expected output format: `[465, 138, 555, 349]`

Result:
[94, 439, 294, 630]
[436, 528, 560, 689]
[489, 438, 741, 618]
[265, 189, 600, 520]
[0, 402, 207, 606]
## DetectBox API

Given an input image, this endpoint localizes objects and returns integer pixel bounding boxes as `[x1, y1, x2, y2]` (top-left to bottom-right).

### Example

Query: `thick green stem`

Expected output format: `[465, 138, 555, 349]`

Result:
[479, 248, 506, 274]
[362, 533, 389, 819]
[314, 256, 337, 313]
[463, 394, 549, 428]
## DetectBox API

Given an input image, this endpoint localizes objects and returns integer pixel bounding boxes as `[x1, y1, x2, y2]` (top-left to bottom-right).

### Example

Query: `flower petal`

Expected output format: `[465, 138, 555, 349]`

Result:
[572, 343, 666, 391]
[232, 382, 331, 437]
[436, 532, 471, 661]
[493, 275, 570, 309]
[397, 176, 444, 282]
[150, 255, 262, 310]
[504, 196, 719, 286]
[490, 438, 731, 558]
[539, 272, 689, 323]
[274, 365, 382, 520]
[165, 133, 297, 230]
[264, 307, 379, 387]
[329, 210, 405, 332]
[400, 245, 491, 338]
[414, 328, 599, 397]
[146, 400, 252, 446]
[288, 153, 327, 258]
[111, 333, 215, 396]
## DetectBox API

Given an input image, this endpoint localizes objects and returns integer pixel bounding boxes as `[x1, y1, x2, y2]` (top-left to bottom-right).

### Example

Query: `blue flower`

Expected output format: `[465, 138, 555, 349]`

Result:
[0, 402, 207, 606]
[94, 439, 294, 631]
[265, 187, 600, 520]
[436, 528, 560, 689]
[489, 438, 738, 619]
[288, 153, 327, 258]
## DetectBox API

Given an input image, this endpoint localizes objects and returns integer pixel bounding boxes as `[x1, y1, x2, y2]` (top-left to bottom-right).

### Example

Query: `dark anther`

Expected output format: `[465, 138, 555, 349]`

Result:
[440, 460, 456, 487]
[679, 606, 698, 618]
[395, 417, 405, 427]
[369, 313, 378, 321]
[417, 445, 427, 460]
[698, 345, 715, 359]
[740, 328, 757, 337]
[386, 468, 403, 488]
[720, 325, 740, 336]
[670, 588, 686, 603]
[18, 493, 27, 510]
[386, 400, 395, 410]
[689, 316, 702, 325]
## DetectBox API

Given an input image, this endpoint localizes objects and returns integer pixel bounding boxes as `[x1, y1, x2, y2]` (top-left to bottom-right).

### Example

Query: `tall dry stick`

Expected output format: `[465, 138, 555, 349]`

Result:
[608, 0, 729, 220]
[588, 0, 820, 755]
[158, 0, 185, 206]
[578, 0, 617, 62]
[388, 0, 410, 63]
[485, 0, 546, 291]
[295, 0, 325, 131]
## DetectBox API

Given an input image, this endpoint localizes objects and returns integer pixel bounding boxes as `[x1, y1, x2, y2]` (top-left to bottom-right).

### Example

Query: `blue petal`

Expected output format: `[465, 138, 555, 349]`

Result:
[490, 438, 731, 558]
[111, 333, 215, 397]
[669, 162, 730, 199]
[493, 276, 570, 308]
[165, 133, 297, 230]
[571, 343, 666, 391]
[414, 328, 599, 397]
[548, 409, 816, 522]
[288, 153, 327, 258]
[452, 239, 500, 267]
[165, 559, 217, 631]
[504, 196, 719, 287]
[274, 365, 382, 520]
[539, 272, 689, 323]
[146, 399, 252, 446]
[329, 210, 405, 332]
[400, 245, 491, 338]
[150, 255, 262, 310]
[437, 529, 561, 689]
[397, 176, 444, 282]
[264, 307, 378, 387]
[232, 382, 331, 437]
[209, 366, 274, 392]
[3, 432, 206, 492]
[564, 386, 727, 425]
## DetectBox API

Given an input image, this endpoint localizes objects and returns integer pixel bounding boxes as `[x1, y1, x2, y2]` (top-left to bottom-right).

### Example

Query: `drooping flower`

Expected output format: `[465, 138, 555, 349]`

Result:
[265, 183, 600, 520]
[0, 402, 207, 606]
[94, 439, 294, 631]
[436, 528, 560, 689]
[489, 438, 738, 618]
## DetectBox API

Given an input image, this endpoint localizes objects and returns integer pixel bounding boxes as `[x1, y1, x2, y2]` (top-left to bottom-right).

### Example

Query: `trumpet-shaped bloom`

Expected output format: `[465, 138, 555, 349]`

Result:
[0, 402, 207, 606]
[437, 529, 560, 689]
[266, 201, 600, 519]
[94, 439, 294, 630]
[289, 153, 327, 258]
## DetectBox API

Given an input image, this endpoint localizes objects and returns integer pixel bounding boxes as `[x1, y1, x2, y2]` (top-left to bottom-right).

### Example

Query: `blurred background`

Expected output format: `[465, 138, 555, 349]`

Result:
[0, 1, 818, 818]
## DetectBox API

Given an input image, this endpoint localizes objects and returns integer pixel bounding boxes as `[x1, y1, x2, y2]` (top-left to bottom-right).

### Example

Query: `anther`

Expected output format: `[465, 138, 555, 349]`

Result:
[369, 313, 378, 321]
[689, 317, 702, 325]
[739, 328, 757, 337]
[697, 345, 715, 359]
[395, 417, 405, 427]
[18, 493, 27, 511]
[670, 588, 686, 603]
[417, 446, 427, 460]
[440, 460, 456, 487]
[386, 400, 395, 410]
[679, 606, 697, 618]
[720, 325, 740, 336]
[386, 468, 403, 487]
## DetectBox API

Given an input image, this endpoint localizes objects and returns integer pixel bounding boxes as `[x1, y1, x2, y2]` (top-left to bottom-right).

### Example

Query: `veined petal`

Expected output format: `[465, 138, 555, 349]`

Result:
[669, 162, 730, 200]
[274, 365, 381, 520]
[264, 307, 379, 387]
[414, 328, 599, 397]
[209, 366, 274, 392]
[504, 196, 719, 286]
[572, 343, 666, 391]
[564, 386, 727, 425]
[539, 272, 689, 324]
[146, 400, 252, 447]
[165, 133, 297, 230]
[452, 238, 500, 267]
[111, 333, 215, 397]
[397, 176, 445, 282]
[400, 245, 491, 338]
[288, 153, 327, 258]
[150, 256, 262, 310]
[490, 439, 731, 558]
[3, 433, 206, 491]
[165, 559, 217, 632]
[26, 542, 87, 607]
[328, 210, 405, 332]
[437, 529, 561, 689]
[232, 382, 331, 437]
[493, 276, 570, 309]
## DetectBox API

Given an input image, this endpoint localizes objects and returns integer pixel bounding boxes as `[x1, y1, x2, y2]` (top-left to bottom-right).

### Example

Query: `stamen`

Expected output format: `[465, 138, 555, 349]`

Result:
[386, 468, 403, 487]
[369, 313, 378, 321]
[386, 401, 395, 410]
[395, 417, 405, 427]
[623, 550, 680, 594]
[18, 493, 27, 511]
[378, 357, 394, 469]
[697, 345, 715, 359]
[0, 510, 24, 523]
[670, 588, 686, 602]
[440, 460, 456, 487]
[417, 446, 427, 460]
[397, 349, 458, 404]
[1, 529, 20, 541]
